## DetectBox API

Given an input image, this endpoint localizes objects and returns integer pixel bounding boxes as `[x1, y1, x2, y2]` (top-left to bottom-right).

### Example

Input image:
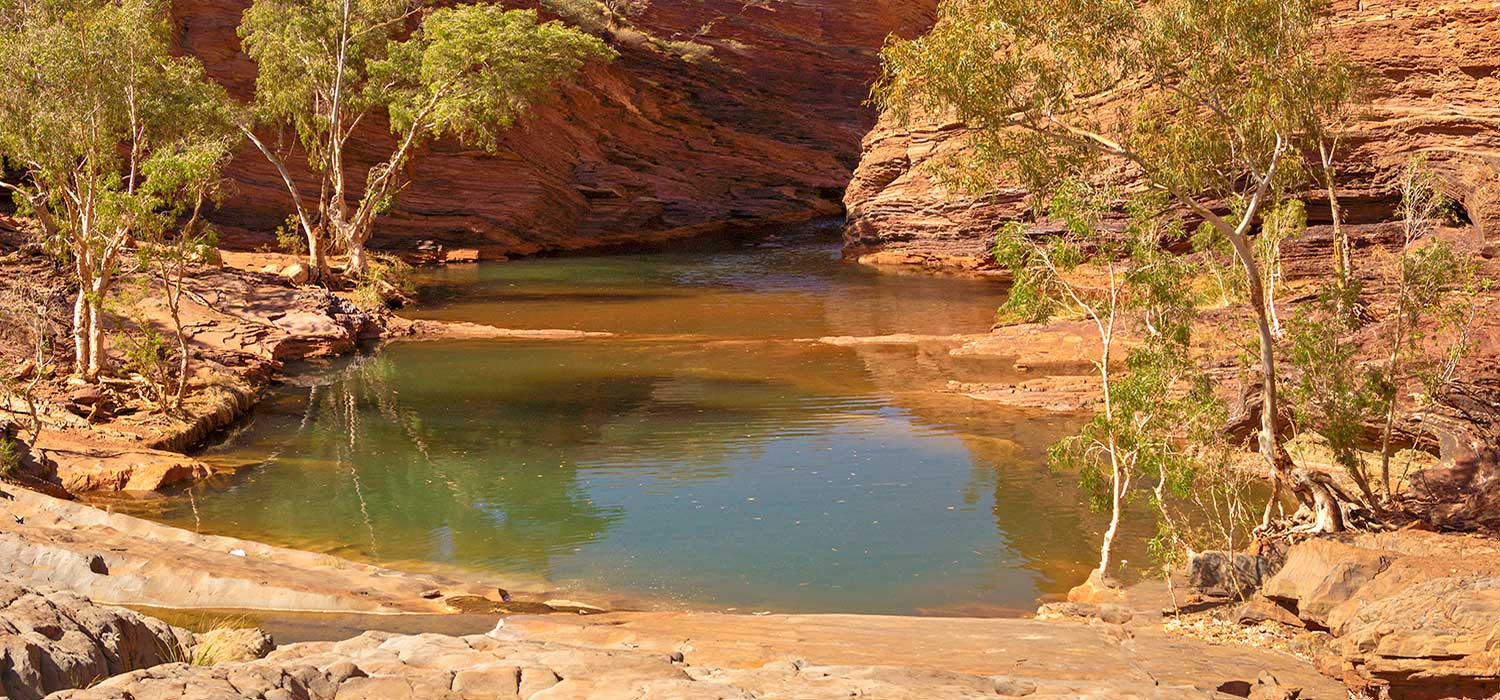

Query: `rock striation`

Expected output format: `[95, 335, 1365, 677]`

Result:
[1252, 532, 1500, 699]
[174, 0, 938, 258]
[842, 0, 1500, 532]
[843, 0, 1500, 268]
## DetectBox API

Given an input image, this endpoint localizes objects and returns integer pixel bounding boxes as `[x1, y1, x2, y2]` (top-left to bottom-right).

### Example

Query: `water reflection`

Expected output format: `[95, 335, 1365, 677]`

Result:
[124, 229, 1145, 615]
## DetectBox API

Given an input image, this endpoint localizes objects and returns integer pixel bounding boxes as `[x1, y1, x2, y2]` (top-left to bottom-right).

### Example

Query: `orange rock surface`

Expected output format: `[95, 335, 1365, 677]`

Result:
[172, 0, 938, 257]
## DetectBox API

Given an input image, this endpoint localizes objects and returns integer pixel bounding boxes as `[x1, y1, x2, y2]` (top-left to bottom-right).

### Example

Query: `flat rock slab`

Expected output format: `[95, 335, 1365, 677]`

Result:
[34, 431, 213, 493]
[0, 487, 513, 614]
[503, 611, 1347, 698]
[43, 619, 1336, 700]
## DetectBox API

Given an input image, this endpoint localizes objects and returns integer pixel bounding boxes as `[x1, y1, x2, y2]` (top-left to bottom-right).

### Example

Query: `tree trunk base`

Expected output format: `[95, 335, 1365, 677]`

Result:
[1274, 468, 1381, 535]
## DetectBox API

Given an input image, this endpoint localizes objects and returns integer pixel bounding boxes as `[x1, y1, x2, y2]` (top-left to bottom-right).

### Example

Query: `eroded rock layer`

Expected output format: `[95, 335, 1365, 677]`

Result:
[841, 0, 1500, 529]
[172, 0, 938, 257]
[843, 0, 1500, 268]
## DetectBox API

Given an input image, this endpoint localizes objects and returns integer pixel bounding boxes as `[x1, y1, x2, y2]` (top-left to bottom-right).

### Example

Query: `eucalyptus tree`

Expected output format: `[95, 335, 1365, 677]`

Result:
[0, 0, 238, 381]
[239, 1, 614, 280]
[876, 0, 1362, 529]
[996, 183, 1217, 576]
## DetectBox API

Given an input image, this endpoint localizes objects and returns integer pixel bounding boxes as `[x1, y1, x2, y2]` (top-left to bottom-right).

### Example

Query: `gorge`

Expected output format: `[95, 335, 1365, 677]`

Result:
[2, 1, 1500, 699]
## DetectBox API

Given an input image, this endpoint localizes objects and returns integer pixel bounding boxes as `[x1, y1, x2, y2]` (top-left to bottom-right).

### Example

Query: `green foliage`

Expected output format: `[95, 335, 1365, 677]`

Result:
[275, 216, 309, 255]
[880, 0, 1366, 536]
[993, 180, 1220, 574]
[0, 0, 238, 237]
[0, 0, 238, 379]
[240, 0, 613, 274]
[875, 0, 1358, 204]
[120, 321, 172, 407]
[0, 436, 19, 478]
[1286, 289, 1383, 503]
[350, 254, 416, 312]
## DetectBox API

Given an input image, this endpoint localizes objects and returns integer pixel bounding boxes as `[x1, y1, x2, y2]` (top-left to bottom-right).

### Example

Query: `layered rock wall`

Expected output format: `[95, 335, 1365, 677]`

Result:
[843, 0, 1500, 268]
[172, 0, 937, 257]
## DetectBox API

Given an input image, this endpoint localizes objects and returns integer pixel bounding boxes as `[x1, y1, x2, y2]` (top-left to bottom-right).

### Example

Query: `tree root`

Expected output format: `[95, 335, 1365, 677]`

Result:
[1260, 468, 1388, 537]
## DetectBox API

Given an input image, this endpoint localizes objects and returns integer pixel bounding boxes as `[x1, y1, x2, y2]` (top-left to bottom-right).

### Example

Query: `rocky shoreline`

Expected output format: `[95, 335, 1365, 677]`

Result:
[1, 235, 1496, 699]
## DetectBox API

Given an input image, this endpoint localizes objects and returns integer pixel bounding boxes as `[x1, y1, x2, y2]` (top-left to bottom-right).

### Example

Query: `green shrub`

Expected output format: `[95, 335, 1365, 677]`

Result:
[0, 436, 20, 478]
[350, 254, 416, 312]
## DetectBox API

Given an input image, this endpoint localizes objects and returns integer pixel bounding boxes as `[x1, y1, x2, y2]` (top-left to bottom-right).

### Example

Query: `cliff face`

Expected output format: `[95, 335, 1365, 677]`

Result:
[171, 0, 937, 256]
[842, 0, 1500, 528]
[843, 0, 1500, 269]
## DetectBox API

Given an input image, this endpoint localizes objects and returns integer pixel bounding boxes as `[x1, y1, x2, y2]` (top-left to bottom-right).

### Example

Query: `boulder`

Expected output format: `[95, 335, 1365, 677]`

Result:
[1333, 576, 1500, 699]
[280, 263, 310, 285]
[0, 579, 190, 700]
[42, 441, 213, 493]
[1067, 570, 1126, 605]
[1260, 539, 1397, 629]
[1235, 596, 1304, 629]
[1188, 550, 1276, 599]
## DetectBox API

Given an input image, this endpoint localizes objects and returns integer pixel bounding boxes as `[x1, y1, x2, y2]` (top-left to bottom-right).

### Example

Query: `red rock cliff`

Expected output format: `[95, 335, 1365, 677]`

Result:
[171, 0, 937, 256]
[843, 0, 1500, 270]
[841, 0, 1500, 529]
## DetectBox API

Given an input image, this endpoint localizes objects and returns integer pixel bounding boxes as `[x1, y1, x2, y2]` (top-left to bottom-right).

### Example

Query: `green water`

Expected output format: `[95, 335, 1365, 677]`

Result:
[135, 225, 1150, 615]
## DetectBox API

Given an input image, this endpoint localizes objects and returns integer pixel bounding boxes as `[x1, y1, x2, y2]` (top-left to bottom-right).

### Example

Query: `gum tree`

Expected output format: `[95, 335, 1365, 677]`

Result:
[876, 0, 1361, 530]
[996, 183, 1217, 576]
[0, 0, 238, 381]
[239, 1, 614, 280]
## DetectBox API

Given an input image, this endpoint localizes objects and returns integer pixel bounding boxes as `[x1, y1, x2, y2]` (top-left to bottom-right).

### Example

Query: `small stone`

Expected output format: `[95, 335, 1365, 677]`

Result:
[420, 589, 442, 599]
[1236, 597, 1303, 628]
[324, 660, 367, 685]
[86, 554, 108, 575]
[1096, 604, 1133, 625]
[229, 549, 247, 557]
[67, 385, 108, 406]
[1248, 670, 1301, 700]
[497, 588, 512, 602]
[669, 651, 685, 663]
[280, 263, 310, 285]
[991, 675, 1038, 696]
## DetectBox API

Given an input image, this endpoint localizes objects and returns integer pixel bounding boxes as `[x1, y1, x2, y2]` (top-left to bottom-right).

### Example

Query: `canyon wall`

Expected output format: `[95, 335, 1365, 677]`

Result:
[843, 0, 1500, 270]
[842, 0, 1500, 528]
[171, 0, 937, 256]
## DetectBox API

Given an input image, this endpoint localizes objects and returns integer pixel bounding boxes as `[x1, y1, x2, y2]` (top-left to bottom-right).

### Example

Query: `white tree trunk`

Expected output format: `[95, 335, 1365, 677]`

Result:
[346, 237, 369, 277]
[86, 297, 106, 380]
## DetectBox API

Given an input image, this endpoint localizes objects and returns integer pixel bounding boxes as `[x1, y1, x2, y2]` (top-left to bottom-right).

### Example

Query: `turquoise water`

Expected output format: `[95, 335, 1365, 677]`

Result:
[134, 228, 1142, 615]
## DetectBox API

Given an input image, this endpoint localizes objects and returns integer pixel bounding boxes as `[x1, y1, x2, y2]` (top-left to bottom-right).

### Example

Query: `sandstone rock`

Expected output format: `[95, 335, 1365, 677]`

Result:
[1036, 601, 1133, 625]
[1188, 551, 1275, 600]
[47, 621, 1317, 700]
[65, 385, 108, 407]
[1332, 576, 1500, 699]
[1235, 597, 1305, 629]
[1247, 671, 1302, 700]
[1260, 539, 1397, 628]
[991, 675, 1038, 696]
[279, 263, 309, 285]
[175, 0, 940, 259]
[0, 579, 189, 700]
[1067, 570, 1126, 605]
[40, 438, 213, 494]
[845, 1, 1500, 272]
